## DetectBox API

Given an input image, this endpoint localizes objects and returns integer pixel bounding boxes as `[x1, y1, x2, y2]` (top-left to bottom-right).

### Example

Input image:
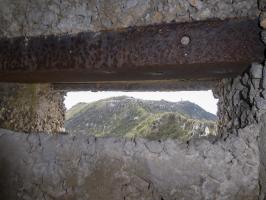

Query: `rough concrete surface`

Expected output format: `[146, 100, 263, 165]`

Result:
[0, 83, 66, 133]
[0, 0, 259, 37]
[0, 124, 261, 200]
[259, 113, 266, 200]
[213, 63, 266, 136]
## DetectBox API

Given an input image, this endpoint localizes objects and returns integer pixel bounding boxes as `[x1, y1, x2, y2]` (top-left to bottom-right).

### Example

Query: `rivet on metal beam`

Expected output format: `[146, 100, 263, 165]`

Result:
[181, 35, 190, 45]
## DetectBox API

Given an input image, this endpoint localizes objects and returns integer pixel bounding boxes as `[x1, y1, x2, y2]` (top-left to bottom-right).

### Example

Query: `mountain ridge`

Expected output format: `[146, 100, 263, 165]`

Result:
[65, 96, 217, 140]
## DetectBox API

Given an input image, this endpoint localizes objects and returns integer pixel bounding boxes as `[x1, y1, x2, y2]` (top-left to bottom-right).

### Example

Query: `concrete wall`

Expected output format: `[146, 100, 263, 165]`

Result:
[213, 63, 266, 136]
[0, 125, 260, 200]
[0, 84, 65, 133]
[0, 73, 264, 199]
[213, 63, 266, 199]
[0, 0, 259, 37]
[0, 64, 266, 199]
[259, 113, 266, 200]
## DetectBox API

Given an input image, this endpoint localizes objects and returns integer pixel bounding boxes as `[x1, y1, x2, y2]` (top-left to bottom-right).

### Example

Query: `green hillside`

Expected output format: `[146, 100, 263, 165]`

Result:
[65, 96, 217, 140]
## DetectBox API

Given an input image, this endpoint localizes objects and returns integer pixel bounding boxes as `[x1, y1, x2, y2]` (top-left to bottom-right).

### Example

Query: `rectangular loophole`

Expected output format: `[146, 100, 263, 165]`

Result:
[64, 90, 218, 141]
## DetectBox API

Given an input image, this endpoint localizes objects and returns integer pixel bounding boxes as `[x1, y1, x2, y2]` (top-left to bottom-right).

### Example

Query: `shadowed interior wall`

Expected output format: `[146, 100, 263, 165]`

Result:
[0, 125, 260, 200]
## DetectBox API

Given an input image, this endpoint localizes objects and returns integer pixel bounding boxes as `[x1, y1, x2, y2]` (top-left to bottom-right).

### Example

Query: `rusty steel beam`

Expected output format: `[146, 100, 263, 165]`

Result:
[0, 18, 264, 83]
[53, 80, 218, 92]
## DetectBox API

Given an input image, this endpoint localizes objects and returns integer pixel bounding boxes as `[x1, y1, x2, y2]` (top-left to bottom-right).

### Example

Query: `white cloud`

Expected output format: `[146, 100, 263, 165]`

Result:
[64, 90, 218, 115]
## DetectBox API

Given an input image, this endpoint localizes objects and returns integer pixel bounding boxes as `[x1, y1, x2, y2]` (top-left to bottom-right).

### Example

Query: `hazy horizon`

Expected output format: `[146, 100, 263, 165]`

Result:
[65, 90, 218, 115]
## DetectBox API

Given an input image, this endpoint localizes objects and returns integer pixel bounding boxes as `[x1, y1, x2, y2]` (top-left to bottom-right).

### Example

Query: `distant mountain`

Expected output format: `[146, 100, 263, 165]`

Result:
[65, 96, 217, 140]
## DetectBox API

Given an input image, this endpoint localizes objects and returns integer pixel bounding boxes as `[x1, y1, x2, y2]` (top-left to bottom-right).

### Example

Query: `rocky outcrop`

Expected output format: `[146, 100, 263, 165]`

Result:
[0, 124, 260, 200]
[0, 0, 259, 37]
[0, 83, 66, 133]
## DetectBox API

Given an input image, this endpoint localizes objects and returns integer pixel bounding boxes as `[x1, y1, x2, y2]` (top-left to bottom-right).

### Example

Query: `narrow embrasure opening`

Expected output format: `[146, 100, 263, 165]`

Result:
[64, 90, 218, 141]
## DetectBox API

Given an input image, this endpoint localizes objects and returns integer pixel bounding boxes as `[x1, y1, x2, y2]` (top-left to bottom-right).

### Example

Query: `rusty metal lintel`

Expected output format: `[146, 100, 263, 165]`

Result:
[0, 18, 264, 83]
[53, 80, 218, 92]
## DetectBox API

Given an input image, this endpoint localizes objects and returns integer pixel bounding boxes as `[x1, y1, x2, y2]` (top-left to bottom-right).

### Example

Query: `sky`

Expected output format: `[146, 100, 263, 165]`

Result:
[65, 90, 218, 115]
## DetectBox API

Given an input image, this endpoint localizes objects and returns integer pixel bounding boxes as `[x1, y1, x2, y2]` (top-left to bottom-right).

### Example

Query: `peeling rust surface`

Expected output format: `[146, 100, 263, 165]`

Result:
[0, 18, 264, 83]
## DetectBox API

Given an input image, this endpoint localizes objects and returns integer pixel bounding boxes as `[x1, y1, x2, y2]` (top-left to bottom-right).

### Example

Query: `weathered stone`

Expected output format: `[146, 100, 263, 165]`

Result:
[256, 98, 266, 114]
[261, 30, 266, 44]
[233, 117, 240, 127]
[259, 0, 266, 11]
[232, 76, 244, 91]
[0, 83, 65, 133]
[233, 91, 240, 106]
[188, 0, 203, 10]
[0, 124, 260, 200]
[260, 12, 266, 28]
[215, 63, 266, 135]
[263, 66, 266, 89]
[242, 73, 250, 86]
[252, 79, 261, 90]
[250, 63, 263, 79]
[0, 0, 259, 38]
[241, 87, 249, 100]
[259, 113, 266, 200]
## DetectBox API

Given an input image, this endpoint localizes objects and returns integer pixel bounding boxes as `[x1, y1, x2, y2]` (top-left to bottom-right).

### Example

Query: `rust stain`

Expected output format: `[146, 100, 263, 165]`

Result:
[0, 18, 264, 83]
